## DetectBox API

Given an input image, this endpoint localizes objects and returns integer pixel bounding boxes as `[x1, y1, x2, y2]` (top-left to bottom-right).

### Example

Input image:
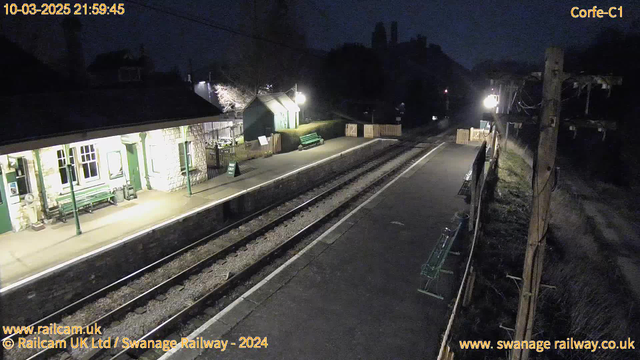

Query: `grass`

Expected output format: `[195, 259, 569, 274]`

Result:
[278, 119, 346, 152]
[535, 188, 640, 360]
[451, 147, 640, 360]
[451, 149, 532, 360]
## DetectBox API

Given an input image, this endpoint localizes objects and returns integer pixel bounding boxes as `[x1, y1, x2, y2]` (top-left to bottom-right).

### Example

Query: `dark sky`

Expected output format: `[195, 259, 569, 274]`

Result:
[1, 0, 638, 73]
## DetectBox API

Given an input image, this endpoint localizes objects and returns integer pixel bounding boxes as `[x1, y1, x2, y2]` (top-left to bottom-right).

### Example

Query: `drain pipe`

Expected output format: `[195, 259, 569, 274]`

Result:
[139, 132, 152, 190]
[34, 149, 49, 217]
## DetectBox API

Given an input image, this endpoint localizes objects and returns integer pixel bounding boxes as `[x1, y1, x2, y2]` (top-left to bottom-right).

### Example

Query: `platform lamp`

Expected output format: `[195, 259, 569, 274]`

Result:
[288, 83, 306, 128]
[181, 125, 192, 196]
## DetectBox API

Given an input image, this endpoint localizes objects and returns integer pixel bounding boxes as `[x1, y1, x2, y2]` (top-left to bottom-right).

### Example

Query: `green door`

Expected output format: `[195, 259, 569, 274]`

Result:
[0, 170, 13, 234]
[125, 144, 142, 191]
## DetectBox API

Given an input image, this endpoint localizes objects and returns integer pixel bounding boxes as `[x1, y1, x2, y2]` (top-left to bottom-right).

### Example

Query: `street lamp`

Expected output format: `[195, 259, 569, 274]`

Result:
[483, 94, 499, 109]
[295, 92, 306, 105]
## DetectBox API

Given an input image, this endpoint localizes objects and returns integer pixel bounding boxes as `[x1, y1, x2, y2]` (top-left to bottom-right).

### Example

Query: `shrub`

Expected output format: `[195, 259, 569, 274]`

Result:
[278, 120, 346, 152]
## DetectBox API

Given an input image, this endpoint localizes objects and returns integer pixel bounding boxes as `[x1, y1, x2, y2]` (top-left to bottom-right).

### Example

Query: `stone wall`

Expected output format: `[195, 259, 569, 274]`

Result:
[1, 139, 394, 325]
[146, 125, 207, 192]
[0, 151, 43, 231]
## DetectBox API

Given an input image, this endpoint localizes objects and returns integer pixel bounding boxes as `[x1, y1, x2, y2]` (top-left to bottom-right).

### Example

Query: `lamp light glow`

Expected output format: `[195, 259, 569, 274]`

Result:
[483, 95, 499, 109]
[295, 92, 306, 105]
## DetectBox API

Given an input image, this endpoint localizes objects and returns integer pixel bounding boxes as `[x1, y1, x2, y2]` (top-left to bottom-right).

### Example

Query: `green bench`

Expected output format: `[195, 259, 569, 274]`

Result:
[417, 223, 462, 300]
[56, 184, 116, 222]
[298, 132, 324, 151]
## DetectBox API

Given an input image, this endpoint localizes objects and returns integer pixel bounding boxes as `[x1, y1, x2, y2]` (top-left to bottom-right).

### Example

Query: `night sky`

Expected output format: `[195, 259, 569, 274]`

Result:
[1, 0, 638, 73]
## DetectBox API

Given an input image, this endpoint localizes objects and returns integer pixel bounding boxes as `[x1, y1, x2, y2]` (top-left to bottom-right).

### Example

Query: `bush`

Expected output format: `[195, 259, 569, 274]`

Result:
[278, 119, 346, 153]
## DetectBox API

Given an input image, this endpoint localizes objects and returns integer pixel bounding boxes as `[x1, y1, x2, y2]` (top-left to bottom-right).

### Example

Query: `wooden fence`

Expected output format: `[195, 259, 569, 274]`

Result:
[379, 124, 402, 136]
[437, 137, 501, 360]
[205, 134, 280, 179]
[470, 127, 492, 142]
[456, 129, 470, 144]
[345, 123, 358, 137]
[362, 124, 402, 138]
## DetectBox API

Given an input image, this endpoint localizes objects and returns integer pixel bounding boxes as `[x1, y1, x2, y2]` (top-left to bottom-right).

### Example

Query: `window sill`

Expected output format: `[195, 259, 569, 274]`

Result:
[180, 168, 199, 176]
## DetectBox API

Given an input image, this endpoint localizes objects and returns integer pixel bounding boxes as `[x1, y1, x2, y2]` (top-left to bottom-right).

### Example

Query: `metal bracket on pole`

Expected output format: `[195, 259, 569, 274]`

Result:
[507, 274, 556, 290]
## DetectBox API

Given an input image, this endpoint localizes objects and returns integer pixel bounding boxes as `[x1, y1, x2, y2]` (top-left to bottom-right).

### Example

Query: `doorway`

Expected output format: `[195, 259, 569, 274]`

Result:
[0, 169, 13, 234]
[125, 144, 142, 191]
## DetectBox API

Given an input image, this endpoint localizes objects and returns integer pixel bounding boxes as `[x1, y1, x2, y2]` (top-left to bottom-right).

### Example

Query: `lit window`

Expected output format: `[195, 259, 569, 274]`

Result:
[80, 144, 100, 180]
[107, 151, 123, 180]
[57, 148, 78, 186]
[15, 157, 31, 196]
[178, 142, 193, 172]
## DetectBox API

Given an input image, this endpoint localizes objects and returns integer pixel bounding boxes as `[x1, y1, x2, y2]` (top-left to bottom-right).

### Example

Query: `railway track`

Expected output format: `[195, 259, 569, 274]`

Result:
[4, 127, 447, 360]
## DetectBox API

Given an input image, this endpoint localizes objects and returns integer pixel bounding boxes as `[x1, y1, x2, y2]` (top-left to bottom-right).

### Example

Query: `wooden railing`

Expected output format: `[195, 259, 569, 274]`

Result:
[437, 137, 500, 360]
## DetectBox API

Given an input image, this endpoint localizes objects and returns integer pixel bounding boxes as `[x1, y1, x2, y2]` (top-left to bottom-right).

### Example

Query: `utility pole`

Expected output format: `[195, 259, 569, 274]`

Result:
[511, 47, 564, 360]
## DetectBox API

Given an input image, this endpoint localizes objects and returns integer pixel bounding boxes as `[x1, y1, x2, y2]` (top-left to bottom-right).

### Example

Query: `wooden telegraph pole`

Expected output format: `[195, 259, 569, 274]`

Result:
[511, 47, 564, 360]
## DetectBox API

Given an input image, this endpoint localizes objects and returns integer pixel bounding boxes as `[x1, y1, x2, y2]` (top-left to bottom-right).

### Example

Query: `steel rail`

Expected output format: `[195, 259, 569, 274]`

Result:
[24, 142, 414, 360]
[109, 142, 437, 360]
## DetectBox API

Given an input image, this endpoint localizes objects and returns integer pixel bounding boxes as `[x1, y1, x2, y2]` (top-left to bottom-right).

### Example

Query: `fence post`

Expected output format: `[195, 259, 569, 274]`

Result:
[463, 266, 476, 307]
[215, 144, 220, 169]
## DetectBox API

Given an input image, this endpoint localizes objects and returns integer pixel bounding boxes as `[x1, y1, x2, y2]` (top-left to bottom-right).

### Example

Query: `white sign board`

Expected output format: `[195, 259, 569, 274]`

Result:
[258, 135, 269, 146]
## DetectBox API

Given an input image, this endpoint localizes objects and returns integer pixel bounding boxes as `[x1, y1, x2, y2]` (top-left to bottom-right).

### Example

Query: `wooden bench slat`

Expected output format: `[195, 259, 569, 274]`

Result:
[299, 132, 323, 148]
[55, 184, 115, 221]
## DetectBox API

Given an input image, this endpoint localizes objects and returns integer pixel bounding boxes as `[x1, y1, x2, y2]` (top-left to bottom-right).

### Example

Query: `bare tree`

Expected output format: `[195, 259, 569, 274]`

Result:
[214, 84, 254, 112]
[224, 0, 306, 94]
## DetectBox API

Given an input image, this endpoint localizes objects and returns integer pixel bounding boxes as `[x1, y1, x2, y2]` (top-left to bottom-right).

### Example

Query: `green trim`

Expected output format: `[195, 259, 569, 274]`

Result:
[65, 144, 82, 235]
[34, 149, 48, 216]
[139, 132, 152, 190]
[184, 140, 192, 196]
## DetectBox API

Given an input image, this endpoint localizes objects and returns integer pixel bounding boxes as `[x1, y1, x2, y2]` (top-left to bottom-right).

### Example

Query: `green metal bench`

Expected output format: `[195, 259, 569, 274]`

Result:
[298, 132, 324, 151]
[56, 184, 116, 222]
[418, 223, 462, 300]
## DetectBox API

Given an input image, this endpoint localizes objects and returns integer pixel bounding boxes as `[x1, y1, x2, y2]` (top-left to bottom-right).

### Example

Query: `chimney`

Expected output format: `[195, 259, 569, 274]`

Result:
[61, 17, 86, 87]
[390, 21, 398, 46]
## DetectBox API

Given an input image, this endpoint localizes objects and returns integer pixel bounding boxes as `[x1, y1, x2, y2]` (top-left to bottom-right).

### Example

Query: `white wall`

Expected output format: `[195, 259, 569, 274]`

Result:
[1, 124, 209, 232]
[146, 124, 207, 192]
[0, 151, 41, 231]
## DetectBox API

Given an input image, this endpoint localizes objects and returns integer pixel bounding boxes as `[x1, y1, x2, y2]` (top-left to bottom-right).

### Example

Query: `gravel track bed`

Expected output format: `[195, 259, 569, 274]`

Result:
[8, 143, 408, 360]
[142, 144, 435, 360]
[66, 146, 425, 359]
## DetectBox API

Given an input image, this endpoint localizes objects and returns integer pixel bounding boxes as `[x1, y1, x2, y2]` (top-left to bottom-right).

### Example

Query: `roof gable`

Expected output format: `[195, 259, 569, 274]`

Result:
[254, 92, 300, 114]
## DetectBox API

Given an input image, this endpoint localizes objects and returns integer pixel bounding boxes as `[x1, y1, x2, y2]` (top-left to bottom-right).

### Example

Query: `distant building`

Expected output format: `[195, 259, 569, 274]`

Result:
[390, 21, 398, 46]
[371, 22, 387, 50]
[242, 93, 300, 141]
[87, 49, 146, 87]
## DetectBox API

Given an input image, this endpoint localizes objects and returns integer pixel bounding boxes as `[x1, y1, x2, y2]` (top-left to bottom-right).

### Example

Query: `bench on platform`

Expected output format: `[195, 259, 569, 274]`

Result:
[298, 132, 324, 151]
[418, 223, 462, 300]
[55, 184, 116, 222]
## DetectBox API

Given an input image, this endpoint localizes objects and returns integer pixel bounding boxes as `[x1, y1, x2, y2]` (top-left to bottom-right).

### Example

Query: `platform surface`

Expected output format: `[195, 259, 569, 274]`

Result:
[171, 142, 478, 360]
[0, 137, 375, 288]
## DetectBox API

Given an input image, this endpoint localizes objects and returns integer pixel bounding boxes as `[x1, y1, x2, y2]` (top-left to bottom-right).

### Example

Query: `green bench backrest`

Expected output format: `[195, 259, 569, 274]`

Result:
[300, 133, 321, 143]
[57, 184, 111, 204]
[421, 227, 457, 279]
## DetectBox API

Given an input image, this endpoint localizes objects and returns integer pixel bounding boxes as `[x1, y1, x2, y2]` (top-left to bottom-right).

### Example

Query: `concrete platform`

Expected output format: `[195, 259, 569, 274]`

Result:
[167, 142, 479, 360]
[0, 137, 372, 289]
